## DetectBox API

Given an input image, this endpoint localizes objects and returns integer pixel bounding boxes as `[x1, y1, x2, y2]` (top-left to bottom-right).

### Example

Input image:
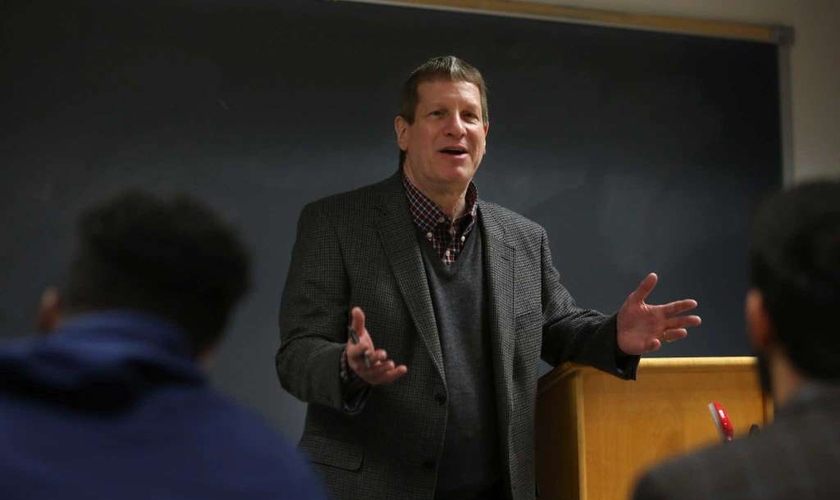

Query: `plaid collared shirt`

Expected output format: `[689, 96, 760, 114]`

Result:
[402, 172, 479, 265]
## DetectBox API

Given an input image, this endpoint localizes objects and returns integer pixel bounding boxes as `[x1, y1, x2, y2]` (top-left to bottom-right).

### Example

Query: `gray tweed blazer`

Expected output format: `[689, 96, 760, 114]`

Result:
[632, 383, 840, 500]
[276, 173, 638, 500]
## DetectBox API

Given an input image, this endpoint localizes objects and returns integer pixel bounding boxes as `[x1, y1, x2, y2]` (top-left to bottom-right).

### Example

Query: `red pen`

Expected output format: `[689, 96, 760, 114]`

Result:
[708, 401, 734, 443]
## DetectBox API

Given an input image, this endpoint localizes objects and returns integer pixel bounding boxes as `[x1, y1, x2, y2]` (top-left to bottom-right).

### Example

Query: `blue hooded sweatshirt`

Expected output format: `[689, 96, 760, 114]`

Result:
[0, 311, 327, 500]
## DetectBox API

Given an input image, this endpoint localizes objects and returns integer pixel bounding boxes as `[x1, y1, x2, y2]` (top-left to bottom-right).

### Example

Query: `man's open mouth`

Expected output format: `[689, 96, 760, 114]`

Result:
[439, 147, 467, 155]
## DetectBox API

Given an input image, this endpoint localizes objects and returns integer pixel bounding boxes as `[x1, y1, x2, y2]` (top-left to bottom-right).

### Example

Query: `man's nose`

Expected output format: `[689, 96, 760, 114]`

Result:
[444, 114, 466, 136]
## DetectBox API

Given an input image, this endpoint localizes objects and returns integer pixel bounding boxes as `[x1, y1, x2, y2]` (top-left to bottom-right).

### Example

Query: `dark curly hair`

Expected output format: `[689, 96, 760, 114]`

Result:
[62, 190, 251, 355]
[749, 180, 840, 380]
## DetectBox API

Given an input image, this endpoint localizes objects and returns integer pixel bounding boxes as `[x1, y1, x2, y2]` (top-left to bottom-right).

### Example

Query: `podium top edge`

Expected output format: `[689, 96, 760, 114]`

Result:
[539, 356, 757, 391]
[640, 356, 757, 368]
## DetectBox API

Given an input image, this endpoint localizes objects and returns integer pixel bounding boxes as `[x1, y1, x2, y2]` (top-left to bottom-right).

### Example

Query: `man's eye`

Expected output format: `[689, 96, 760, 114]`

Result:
[430, 110, 445, 117]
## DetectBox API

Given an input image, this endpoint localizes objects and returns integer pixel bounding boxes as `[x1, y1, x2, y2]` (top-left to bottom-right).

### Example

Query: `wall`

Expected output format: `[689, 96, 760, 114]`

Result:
[523, 0, 840, 181]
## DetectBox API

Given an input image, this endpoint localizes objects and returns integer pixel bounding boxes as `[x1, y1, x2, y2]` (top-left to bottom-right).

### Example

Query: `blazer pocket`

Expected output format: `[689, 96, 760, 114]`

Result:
[298, 434, 364, 472]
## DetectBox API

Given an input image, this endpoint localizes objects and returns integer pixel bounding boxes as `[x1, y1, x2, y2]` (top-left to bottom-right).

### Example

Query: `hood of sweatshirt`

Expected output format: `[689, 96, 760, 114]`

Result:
[0, 311, 204, 411]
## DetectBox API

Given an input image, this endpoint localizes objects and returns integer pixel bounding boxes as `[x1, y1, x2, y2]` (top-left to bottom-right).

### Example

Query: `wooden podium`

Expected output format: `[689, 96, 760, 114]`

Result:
[535, 357, 773, 500]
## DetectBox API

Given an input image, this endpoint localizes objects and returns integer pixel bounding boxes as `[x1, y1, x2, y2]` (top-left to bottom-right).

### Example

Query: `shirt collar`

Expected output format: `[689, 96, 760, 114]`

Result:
[401, 170, 478, 234]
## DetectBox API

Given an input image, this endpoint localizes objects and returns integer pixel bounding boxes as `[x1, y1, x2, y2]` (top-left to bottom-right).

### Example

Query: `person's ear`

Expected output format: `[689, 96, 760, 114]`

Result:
[745, 289, 773, 349]
[36, 286, 63, 335]
[395, 115, 410, 152]
[195, 347, 216, 370]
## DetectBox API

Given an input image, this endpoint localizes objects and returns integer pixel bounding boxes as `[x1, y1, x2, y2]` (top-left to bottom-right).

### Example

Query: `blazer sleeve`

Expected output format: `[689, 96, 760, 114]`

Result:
[275, 202, 370, 413]
[538, 227, 639, 379]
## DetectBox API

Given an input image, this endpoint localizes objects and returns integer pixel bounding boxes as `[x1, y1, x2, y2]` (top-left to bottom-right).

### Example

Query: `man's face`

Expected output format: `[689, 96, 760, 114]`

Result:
[395, 79, 489, 194]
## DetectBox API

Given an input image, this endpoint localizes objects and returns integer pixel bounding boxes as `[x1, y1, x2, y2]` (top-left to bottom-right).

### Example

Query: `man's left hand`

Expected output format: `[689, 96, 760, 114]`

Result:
[616, 273, 701, 355]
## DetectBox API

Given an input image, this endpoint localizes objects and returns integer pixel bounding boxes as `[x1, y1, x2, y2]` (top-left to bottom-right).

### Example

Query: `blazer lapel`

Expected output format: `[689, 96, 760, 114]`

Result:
[480, 203, 516, 424]
[373, 175, 446, 381]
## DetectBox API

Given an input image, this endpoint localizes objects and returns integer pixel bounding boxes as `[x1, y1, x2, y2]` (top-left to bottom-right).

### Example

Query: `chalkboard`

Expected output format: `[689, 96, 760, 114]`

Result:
[0, 0, 782, 439]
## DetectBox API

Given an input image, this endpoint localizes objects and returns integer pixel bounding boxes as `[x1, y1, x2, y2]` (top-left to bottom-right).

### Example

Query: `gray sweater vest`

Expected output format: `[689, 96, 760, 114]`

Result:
[419, 226, 502, 497]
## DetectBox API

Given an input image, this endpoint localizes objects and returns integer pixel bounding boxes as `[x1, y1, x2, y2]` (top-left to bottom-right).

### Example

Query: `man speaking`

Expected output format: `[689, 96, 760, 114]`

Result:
[276, 56, 701, 500]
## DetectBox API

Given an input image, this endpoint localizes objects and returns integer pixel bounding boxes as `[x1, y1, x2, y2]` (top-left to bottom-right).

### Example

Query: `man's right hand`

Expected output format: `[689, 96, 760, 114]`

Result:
[347, 306, 408, 385]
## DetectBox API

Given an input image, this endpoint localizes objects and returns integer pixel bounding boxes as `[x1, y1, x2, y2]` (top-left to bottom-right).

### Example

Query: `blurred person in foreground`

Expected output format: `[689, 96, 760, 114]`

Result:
[0, 191, 327, 500]
[632, 180, 840, 500]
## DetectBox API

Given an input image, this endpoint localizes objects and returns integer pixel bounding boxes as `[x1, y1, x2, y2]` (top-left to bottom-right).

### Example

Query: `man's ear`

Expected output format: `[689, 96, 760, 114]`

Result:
[36, 286, 63, 335]
[395, 115, 409, 152]
[745, 289, 774, 349]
